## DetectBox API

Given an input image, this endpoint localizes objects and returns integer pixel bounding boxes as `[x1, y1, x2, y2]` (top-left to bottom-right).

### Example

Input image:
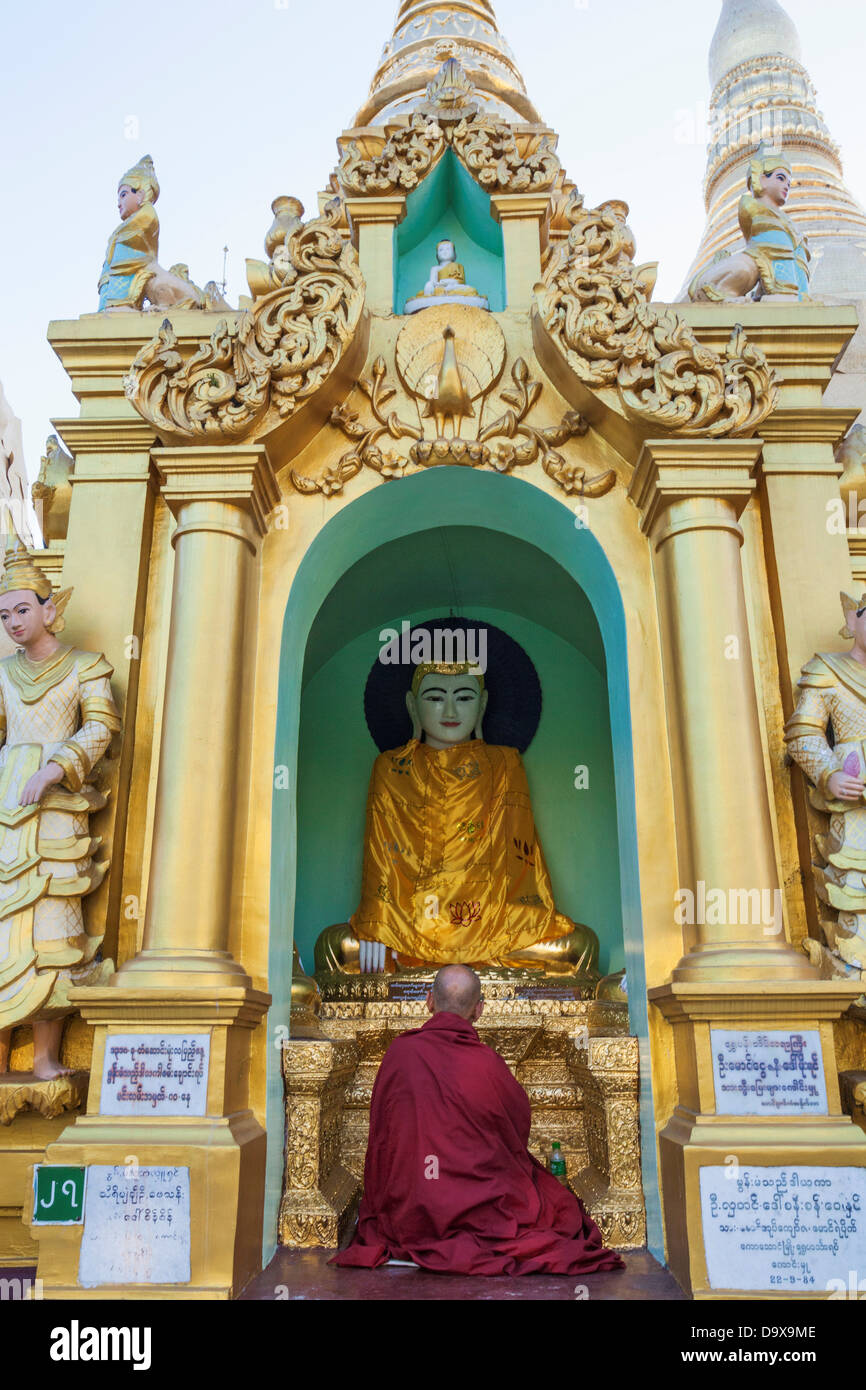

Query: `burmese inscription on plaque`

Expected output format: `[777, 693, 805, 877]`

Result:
[78, 1165, 191, 1287]
[100, 1033, 210, 1117]
[710, 1029, 827, 1116]
[700, 1165, 865, 1292]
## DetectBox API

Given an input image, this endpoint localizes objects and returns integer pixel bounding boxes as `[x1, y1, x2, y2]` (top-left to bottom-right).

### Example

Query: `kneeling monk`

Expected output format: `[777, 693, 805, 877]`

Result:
[333, 965, 624, 1276]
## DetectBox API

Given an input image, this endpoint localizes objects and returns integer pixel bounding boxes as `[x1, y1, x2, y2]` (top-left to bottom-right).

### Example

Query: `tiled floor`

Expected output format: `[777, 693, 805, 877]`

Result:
[241, 1247, 687, 1300]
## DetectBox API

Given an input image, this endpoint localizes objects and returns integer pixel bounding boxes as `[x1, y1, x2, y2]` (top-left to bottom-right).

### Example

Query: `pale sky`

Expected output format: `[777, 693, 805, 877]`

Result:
[2, 0, 865, 476]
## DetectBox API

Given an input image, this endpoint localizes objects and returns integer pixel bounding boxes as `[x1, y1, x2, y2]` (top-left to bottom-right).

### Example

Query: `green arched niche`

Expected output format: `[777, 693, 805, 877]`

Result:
[295, 553, 620, 976]
[268, 469, 662, 1261]
[394, 150, 506, 313]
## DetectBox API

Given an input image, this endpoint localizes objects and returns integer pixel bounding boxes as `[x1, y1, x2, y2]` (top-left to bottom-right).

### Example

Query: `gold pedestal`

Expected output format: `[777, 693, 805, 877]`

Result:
[569, 1035, 646, 1248]
[652, 982, 866, 1299]
[281, 977, 646, 1250]
[27, 987, 270, 1300]
[279, 1039, 360, 1247]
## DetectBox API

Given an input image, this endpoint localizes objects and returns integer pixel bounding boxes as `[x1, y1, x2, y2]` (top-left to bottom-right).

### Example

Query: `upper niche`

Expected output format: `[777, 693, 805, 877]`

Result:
[394, 150, 506, 314]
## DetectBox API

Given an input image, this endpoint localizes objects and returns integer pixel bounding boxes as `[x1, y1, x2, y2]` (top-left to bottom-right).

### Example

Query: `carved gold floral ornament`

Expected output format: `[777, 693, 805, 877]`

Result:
[536, 193, 778, 437]
[125, 201, 365, 442]
[337, 109, 559, 199]
[290, 349, 616, 501]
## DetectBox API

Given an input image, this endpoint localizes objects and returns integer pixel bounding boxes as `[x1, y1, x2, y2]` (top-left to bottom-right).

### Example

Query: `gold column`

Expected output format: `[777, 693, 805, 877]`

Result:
[630, 438, 813, 982]
[345, 195, 406, 315]
[491, 192, 549, 311]
[50, 418, 157, 961]
[32, 443, 278, 1299]
[756, 403, 859, 940]
[758, 408, 858, 697]
[118, 446, 279, 989]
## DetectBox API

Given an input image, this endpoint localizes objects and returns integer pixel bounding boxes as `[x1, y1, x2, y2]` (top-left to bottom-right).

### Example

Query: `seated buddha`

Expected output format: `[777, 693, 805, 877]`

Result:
[315, 621, 599, 982]
[405, 240, 490, 315]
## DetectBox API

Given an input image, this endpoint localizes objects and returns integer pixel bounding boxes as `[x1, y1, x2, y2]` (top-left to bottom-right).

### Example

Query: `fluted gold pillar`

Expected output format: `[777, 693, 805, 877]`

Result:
[118, 446, 279, 989]
[630, 439, 814, 982]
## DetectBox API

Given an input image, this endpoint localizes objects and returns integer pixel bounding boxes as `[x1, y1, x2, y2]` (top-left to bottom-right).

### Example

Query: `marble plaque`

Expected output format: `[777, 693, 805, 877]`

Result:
[100, 1033, 210, 1117]
[700, 1165, 866, 1292]
[78, 1165, 191, 1287]
[710, 1028, 827, 1115]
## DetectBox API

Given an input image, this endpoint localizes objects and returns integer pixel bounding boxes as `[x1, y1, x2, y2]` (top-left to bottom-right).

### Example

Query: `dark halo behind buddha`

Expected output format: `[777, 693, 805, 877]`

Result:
[365, 616, 542, 753]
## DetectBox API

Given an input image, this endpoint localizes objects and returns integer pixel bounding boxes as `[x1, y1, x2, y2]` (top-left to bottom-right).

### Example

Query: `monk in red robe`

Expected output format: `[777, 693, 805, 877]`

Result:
[333, 965, 625, 1277]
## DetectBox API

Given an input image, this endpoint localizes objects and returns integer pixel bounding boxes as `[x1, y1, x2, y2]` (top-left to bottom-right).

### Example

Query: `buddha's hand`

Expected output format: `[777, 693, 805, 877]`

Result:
[359, 940, 388, 973]
[20, 762, 64, 806]
[828, 770, 865, 802]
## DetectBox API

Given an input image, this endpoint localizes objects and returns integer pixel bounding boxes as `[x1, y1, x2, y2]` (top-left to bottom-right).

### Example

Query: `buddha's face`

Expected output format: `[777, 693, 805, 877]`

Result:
[438, 241, 456, 265]
[407, 672, 487, 749]
[117, 184, 144, 220]
[760, 167, 791, 207]
[0, 589, 53, 647]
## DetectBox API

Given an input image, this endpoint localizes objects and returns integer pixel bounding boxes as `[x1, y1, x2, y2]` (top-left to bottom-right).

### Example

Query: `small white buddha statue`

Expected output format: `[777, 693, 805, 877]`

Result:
[405, 240, 489, 314]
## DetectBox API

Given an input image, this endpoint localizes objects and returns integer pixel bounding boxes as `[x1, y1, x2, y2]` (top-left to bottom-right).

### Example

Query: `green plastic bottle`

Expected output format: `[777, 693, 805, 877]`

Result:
[549, 1141, 567, 1184]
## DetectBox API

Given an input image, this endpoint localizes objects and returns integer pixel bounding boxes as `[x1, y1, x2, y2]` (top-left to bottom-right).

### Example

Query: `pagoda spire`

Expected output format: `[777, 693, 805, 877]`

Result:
[680, 0, 866, 298]
[354, 0, 540, 128]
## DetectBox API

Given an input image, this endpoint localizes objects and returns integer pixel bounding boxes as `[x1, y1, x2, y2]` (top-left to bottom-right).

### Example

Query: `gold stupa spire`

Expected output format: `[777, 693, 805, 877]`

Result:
[681, 0, 866, 297]
[355, 0, 540, 127]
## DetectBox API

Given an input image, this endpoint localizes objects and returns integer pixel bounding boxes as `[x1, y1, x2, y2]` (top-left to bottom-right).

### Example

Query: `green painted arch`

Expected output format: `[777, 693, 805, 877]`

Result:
[395, 150, 506, 312]
[266, 468, 663, 1262]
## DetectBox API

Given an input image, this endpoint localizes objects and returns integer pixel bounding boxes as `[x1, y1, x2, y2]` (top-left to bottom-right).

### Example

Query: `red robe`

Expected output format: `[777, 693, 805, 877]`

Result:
[332, 1012, 625, 1276]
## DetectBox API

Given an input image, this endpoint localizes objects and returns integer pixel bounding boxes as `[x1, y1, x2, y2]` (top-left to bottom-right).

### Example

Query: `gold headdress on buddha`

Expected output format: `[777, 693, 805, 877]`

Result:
[0, 540, 72, 634]
[118, 154, 160, 205]
[411, 661, 485, 697]
[749, 140, 792, 195]
[839, 591, 866, 639]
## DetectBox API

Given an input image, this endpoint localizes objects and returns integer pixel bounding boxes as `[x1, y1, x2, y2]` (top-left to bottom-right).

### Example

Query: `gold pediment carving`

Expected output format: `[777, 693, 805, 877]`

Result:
[290, 307, 615, 501]
[534, 193, 778, 440]
[125, 201, 366, 444]
[337, 110, 560, 200]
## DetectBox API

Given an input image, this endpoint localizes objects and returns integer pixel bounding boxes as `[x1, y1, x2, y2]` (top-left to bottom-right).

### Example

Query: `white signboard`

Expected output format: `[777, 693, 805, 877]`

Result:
[710, 1029, 827, 1116]
[78, 1165, 191, 1287]
[700, 1165, 866, 1292]
[100, 1034, 210, 1117]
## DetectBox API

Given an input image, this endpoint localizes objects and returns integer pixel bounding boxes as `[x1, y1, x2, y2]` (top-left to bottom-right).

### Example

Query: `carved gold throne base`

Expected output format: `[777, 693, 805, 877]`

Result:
[280, 980, 646, 1252]
[279, 1038, 361, 1248]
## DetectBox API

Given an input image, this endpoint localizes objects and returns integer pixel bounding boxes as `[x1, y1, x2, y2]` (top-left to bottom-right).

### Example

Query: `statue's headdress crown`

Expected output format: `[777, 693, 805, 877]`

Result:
[749, 140, 792, 194]
[411, 661, 485, 697]
[839, 591, 866, 639]
[118, 154, 159, 205]
[0, 540, 72, 633]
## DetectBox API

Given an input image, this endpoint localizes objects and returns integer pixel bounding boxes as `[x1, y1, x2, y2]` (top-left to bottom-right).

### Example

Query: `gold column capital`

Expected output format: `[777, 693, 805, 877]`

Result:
[52, 417, 158, 459]
[152, 445, 279, 539]
[756, 407, 859, 477]
[344, 195, 407, 230]
[629, 437, 763, 538]
[489, 192, 551, 223]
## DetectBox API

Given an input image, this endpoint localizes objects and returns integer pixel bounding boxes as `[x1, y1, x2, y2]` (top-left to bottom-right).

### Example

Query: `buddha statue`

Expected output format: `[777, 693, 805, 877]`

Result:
[315, 621, 599, 982]
[784, 592, 866, 989]
[405, 240, 489, 315]
[689, 142, 811, 303]
[98, 156, 228, 312]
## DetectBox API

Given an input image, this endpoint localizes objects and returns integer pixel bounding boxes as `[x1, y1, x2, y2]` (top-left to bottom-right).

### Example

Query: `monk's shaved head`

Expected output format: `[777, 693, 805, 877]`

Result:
[431, 964, 482, 1019]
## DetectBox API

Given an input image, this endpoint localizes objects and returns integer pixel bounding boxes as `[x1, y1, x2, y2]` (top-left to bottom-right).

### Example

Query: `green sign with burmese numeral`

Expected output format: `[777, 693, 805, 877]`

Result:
[32, 1165, 86, 1225]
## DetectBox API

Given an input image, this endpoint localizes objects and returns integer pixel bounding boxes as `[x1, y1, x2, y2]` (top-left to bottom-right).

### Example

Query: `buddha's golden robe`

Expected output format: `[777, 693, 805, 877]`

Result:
[352, 739, 562, 965]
